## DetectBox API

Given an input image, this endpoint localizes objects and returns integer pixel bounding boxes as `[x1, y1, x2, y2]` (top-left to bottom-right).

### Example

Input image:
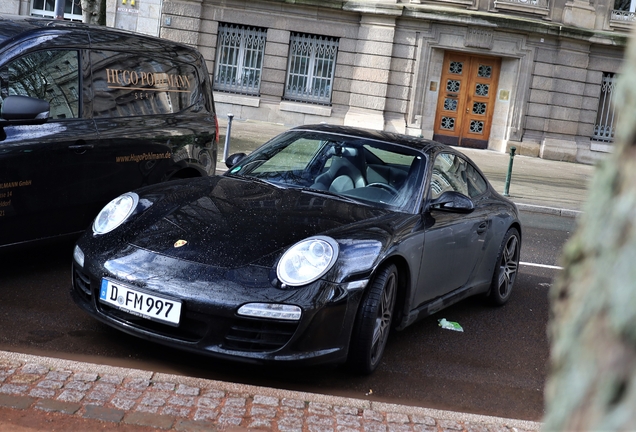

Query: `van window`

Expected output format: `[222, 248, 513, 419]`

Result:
[90, 51, 202, 118]
[0, 50, 80, 119]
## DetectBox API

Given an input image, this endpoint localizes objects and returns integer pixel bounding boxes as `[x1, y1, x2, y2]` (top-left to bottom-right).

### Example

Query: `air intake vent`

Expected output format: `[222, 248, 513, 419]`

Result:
[73, 265, 91, 297]
[223, 317, 298, 352]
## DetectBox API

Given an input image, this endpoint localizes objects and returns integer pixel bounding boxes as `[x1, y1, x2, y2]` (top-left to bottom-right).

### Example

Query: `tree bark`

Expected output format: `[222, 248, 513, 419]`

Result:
[543, 30, 636, 431]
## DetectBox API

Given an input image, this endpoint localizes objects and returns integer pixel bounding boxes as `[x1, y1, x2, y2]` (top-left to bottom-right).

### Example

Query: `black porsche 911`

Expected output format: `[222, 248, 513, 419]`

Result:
[71, 124, 521, 374]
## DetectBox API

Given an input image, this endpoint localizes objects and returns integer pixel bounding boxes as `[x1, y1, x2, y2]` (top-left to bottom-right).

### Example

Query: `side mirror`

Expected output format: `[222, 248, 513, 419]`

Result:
[0, 95, 50, 126]
[225, 152, 246, 169]
[430, 191, 474, 213]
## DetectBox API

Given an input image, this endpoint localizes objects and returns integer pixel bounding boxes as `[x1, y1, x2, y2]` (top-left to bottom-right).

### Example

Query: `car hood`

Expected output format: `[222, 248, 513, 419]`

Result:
[127, 176, 392, 268]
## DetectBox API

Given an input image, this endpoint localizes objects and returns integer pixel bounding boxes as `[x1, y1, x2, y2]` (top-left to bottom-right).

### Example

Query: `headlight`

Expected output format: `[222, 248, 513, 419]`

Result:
[277, 236, 339, 287]
[92, 192, 139, 235]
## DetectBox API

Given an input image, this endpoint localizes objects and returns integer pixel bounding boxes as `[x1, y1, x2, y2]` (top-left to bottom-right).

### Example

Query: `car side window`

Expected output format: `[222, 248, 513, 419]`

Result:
[464, 162, 488, 198]
[430, 153, 469, 199]
[0, 50, 80, 119]
[90, 50, 202, 118]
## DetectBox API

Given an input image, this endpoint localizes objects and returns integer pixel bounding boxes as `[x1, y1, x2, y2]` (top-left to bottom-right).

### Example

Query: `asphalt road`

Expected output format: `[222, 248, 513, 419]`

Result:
[0, 210, 576, 422]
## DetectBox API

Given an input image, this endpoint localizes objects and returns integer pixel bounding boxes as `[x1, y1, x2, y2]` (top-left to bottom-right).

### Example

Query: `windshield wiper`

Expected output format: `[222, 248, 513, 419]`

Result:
[225, 173, 285, 189]
[299, 187, 363, 205]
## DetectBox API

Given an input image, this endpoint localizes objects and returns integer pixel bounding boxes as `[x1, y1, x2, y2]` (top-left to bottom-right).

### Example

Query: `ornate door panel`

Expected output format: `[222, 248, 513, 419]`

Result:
[433, 52, 501, 149]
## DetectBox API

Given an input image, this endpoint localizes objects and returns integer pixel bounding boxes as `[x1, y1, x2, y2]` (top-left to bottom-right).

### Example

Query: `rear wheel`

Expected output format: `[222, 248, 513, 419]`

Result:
[347, 263, 398, 374]
[488, 227, 520, 306]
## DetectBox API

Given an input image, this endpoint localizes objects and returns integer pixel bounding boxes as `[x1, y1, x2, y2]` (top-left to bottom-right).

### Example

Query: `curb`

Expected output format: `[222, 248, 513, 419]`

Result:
[0, 350, 542, 432]
[514, 203, 582, 218]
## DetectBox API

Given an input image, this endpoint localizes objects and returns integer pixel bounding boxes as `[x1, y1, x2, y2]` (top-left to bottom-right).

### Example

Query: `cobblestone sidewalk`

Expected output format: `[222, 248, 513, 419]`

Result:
[0, 352, 541, 432]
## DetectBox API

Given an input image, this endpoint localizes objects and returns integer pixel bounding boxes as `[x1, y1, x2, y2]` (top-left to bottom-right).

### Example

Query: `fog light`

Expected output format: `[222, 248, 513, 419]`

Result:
[237, 303, 301, 321]
[73, 245, 85, 268]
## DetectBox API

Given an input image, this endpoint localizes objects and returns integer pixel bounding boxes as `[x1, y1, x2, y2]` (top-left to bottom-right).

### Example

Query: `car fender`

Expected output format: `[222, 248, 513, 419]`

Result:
[329, 224, 423, 329]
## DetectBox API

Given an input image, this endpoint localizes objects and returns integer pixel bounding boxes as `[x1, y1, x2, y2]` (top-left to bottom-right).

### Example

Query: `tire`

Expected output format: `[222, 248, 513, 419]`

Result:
[488, 227, 520, 306]
[347, 263, 398, 374]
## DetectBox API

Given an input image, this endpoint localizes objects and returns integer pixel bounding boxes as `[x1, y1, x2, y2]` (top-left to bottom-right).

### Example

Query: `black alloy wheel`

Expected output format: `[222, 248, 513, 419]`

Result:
[347, 263, 398, 374]
[488, 227, 520, 306]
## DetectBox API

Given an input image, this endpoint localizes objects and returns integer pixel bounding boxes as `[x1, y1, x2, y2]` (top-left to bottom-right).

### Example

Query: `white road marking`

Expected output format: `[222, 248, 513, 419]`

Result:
[520, 262, 563, 270]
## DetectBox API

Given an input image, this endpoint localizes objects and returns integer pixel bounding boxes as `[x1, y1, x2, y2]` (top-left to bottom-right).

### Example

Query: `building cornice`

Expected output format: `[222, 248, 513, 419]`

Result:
[254, 0, 628, 46]
[401, 4, 627, 46]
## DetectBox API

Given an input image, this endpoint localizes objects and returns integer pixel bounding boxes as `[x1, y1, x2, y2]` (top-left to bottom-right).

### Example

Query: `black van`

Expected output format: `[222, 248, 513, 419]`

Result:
[0, 15, 218, 248]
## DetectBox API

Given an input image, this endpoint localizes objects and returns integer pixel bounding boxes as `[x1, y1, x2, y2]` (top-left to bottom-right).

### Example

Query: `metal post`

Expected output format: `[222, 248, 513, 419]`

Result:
[54, 0, 66, 20]
[222, 113, 234, 163]
[503, 146, 516, 197]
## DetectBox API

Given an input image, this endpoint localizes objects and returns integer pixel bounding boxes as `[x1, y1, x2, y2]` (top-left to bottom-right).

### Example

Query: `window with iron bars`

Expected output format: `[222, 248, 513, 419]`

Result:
[593, 72, 618, 143]
[285, 33, 338, 105]
[612, 0, 636, 21]
[31, 0, 83, 21]
[214, 23, 267, 96]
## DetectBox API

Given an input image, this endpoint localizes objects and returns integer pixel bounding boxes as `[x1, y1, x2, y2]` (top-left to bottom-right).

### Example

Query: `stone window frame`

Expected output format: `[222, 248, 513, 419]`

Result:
[610, 0, 636, 29]
[408, 25, 534, 150]
[492, 0, 550, 17]
[284, 33, 339, 105]
[592, 72, 618, 144]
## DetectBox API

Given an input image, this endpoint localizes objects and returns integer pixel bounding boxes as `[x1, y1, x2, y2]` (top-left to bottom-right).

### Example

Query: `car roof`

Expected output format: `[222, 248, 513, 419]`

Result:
[0, 14, 192, 52]
[288, 124, 453, 155]
[0, 14, 40, 45]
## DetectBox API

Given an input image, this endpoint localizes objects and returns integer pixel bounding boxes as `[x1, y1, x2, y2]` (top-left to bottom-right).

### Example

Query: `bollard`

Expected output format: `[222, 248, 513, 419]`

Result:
[503, 146, 516, 197]
[222, 113, 234, 163]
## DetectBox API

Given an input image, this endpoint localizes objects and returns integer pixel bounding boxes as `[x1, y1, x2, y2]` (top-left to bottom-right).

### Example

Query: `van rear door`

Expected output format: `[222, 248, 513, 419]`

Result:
[88, 49, 213, 188]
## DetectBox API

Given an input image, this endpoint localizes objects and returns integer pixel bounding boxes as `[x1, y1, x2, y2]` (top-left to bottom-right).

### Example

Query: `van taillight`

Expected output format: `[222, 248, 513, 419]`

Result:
[214, 115, 219, 144]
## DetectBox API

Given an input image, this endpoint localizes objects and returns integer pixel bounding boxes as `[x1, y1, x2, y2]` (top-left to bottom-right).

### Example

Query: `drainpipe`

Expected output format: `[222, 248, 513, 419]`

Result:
[54, 0, 66, 20]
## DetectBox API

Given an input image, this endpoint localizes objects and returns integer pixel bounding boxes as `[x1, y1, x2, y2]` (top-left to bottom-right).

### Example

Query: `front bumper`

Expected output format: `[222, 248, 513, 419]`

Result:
[71, 246, 366, 366]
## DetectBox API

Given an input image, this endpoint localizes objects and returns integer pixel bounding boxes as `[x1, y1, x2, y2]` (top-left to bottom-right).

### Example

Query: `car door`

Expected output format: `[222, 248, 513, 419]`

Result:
[0, 43, 102, 246]
[414, 152, 490, 305]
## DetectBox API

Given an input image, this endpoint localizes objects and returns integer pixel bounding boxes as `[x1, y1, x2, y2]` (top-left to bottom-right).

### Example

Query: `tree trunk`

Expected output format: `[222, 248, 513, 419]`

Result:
[80, 0, 103, 25]
[543, 31, 636, 431]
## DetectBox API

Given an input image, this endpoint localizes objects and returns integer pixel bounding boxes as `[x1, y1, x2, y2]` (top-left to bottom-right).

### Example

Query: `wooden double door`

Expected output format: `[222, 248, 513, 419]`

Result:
[433, 52, 501, 149]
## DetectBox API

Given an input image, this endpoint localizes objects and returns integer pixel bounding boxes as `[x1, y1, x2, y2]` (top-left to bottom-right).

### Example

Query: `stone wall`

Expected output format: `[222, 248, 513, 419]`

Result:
[193, 1, 363, 126]
[106, 0, 163, 36]
[1, 1, 20, 14]
[523, 37, 624, 162]
[4, 0, 627, 163]
[181, 1, 627, 163]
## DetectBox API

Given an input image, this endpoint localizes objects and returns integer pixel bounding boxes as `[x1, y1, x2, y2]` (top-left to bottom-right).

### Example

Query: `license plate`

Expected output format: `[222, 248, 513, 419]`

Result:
[99, 279, 182, 326]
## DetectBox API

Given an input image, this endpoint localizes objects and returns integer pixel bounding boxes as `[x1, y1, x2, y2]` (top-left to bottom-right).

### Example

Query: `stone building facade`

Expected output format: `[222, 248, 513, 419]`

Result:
[4, 0, 632, 163]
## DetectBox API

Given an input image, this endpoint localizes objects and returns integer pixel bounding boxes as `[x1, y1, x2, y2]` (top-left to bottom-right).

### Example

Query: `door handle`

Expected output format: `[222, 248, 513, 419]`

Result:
[68, 143, 94, 154]
[477, 221, 488, 234]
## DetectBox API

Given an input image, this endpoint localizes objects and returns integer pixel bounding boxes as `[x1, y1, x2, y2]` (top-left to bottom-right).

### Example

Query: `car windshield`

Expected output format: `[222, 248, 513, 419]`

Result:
[226, 130, 426, 213]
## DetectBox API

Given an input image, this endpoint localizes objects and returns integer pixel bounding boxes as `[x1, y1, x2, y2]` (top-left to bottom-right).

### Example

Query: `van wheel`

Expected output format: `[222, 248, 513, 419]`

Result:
[347, 263, 397, 374]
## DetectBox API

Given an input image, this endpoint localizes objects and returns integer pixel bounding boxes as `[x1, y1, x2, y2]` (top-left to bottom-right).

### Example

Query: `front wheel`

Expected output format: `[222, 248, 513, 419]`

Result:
[347, 263, 398, 374]
[488, 227, 520, 306]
